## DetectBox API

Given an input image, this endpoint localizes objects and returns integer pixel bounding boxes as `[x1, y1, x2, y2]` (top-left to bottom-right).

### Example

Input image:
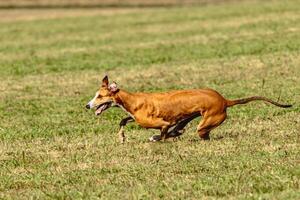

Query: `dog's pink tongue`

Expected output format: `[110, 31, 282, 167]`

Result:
[95, 104, 106, 116]
[95, 109, 102, 115]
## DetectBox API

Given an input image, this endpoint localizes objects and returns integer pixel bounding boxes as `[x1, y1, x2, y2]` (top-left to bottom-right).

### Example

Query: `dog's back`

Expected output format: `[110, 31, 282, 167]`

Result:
[130, 89, 227, 123]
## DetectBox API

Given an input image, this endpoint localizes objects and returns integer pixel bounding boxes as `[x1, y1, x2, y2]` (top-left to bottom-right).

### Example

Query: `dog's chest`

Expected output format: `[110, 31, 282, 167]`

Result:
[116, 103, 136, 120]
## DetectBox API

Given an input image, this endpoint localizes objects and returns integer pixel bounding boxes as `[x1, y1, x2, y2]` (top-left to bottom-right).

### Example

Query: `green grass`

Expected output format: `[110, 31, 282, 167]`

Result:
[0, 0, 300, 199]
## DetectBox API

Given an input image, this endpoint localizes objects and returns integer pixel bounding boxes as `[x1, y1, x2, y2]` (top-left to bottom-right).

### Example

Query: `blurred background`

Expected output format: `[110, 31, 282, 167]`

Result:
[0, 0, 238, 8]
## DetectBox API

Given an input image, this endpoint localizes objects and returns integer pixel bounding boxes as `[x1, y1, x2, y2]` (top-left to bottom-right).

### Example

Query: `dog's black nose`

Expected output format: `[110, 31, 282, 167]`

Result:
[85, 104, 90, 109]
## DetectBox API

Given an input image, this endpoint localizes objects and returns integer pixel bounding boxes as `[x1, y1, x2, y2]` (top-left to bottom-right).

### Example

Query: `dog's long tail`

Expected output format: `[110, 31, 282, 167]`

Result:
[226, 96, 292, 108]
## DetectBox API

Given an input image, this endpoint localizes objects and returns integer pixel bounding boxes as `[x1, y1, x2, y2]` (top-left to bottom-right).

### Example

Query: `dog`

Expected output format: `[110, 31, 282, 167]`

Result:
[86, 75, 292, 143]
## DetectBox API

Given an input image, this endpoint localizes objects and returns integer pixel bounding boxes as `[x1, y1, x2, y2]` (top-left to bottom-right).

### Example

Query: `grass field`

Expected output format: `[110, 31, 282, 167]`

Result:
[0, 0, 300, 199]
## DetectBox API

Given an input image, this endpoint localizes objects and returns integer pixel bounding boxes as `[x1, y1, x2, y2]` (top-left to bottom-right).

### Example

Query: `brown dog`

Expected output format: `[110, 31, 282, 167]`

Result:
[86, 76, 292, 143]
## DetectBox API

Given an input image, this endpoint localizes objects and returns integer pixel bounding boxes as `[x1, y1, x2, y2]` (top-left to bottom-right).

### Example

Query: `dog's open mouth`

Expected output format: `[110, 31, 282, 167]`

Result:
[95, 102, 112, 116]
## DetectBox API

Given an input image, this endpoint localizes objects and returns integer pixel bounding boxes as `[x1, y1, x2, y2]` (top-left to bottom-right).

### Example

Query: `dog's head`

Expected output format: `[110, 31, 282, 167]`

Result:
[85, 75, 119, 116]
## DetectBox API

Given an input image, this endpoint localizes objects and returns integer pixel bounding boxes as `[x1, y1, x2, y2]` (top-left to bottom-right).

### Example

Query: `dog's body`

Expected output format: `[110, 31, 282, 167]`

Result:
[86, 76, 292, 142]
[115, 89, 224, 128]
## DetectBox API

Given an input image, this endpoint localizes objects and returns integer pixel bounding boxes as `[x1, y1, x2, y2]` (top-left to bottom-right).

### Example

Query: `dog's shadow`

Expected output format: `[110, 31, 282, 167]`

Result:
[184, 131, 241, 143]
[212, 131, 241, 140]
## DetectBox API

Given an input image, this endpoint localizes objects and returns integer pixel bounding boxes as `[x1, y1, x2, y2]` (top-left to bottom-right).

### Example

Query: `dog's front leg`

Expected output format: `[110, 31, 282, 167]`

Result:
[149, 126, 169, 142]
[160, 126, 169, 141]
[118, 116, 134, 143]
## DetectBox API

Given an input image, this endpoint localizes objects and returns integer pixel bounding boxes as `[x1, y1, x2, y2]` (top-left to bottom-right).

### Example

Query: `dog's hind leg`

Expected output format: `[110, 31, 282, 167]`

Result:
[166, 113, 200, 139]
[197, 112, 226, 140]
[118, 116, 134, 143]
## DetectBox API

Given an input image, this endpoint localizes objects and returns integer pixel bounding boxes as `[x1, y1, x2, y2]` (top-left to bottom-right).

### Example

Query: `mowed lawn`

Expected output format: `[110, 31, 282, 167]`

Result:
[0, 0, 300, 199]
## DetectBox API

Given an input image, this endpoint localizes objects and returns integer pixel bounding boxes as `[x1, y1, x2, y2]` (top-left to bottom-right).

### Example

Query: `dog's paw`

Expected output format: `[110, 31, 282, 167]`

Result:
[149, 135, 161, 142]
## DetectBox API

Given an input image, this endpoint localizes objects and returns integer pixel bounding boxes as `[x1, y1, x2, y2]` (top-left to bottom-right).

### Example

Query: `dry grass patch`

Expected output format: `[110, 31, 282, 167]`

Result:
[0, 8, 143, 22]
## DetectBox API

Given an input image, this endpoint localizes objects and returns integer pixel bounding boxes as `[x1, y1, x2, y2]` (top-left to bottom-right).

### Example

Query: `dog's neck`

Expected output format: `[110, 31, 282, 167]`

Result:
[114, 90, 137, 117]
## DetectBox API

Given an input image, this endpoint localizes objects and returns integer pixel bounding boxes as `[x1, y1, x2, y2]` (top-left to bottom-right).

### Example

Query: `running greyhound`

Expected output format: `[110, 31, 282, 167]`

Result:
[86, 76, 292, 143]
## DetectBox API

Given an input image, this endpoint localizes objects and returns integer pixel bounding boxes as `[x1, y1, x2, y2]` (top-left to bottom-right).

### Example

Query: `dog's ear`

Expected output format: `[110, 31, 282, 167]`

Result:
[108, 82, 119, 93]
[102, 75, 109, 87]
